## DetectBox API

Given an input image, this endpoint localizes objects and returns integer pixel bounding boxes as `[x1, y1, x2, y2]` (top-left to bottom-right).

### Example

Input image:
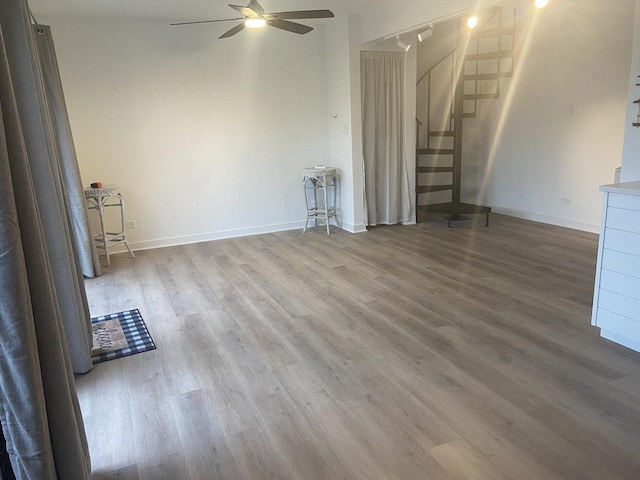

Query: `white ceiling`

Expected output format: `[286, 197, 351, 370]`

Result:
[28, 0, 390, 23]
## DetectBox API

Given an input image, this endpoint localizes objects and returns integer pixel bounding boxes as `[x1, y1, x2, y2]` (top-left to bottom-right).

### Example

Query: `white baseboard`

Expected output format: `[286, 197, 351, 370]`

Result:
[600, 329, 640, 354]
[120, 221, 305, 252]
[109, 219, 367, 254]
[342, 221, 368, 233]
[491, 206, 600, 234]
[108, 206, 599, 255]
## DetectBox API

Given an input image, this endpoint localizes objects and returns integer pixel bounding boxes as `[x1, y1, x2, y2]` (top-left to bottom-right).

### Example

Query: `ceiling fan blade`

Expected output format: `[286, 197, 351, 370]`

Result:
[219, 22, 246, 39]
[229, 4, 259, 18]
[267, 19, 313, 35]
[264, 10, 334, 20]
[170, 17, 243, 26]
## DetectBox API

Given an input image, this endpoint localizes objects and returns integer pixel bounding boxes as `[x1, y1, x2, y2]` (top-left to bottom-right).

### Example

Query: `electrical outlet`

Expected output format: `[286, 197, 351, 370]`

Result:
[561, 198, 572, 207]
[124, 220, 137, 229]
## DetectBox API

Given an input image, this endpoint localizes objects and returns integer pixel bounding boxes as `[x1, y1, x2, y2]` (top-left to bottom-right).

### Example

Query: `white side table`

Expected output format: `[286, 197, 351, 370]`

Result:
[302, 166, 340, 234]
[84, 185, 135, 266]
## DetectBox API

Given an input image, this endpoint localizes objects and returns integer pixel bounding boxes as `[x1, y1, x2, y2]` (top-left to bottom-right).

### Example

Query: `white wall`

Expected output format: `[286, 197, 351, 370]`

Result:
[346, 16, 367, 231]
[325, 15, 366, 232]
[621, 0, 640, 182]
[477, 0, 633, 232]
[45, 16, 330, 249]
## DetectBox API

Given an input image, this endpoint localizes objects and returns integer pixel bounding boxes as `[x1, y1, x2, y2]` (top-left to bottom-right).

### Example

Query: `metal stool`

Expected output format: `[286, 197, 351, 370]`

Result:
[84, 184, 134, 266]
[302, 166, 340, 234]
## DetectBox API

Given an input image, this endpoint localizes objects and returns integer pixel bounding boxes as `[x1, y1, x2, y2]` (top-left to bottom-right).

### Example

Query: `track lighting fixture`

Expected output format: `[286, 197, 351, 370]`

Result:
[396, 35, 410, 52]
[417, 25, 433, 42]
[535, 0, 549, 7]
[466, 16, 478, 29]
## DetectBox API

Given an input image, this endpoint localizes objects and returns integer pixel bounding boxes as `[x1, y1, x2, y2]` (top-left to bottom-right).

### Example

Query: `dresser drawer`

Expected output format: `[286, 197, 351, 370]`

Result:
[598, 289, 640, 322]
[608, 193, 640, 211]
[602, 228, 640, 256]
[600, 269, 640, 301]
[605, 207, 640, 235]
[602, 249, 640, 278]
[595, 308, 640, 344]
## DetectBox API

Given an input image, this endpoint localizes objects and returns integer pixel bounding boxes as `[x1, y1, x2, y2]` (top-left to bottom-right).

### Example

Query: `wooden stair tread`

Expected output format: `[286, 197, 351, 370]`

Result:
[417, 148, 455, 155]
[417, 166, 454, 173]
[464, 72, 513, 81]
[463, 93, 499, 100]
[417, 202, 491, 214]
[416, 185, 453, 193]
[428, 130, 455, 137]
[465, 49, 514, 61]
[472, 27, 514, 39]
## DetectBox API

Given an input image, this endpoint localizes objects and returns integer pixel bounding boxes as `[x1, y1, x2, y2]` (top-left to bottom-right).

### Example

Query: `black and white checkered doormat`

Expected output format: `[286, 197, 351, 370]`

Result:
[91, 309, 156, 364]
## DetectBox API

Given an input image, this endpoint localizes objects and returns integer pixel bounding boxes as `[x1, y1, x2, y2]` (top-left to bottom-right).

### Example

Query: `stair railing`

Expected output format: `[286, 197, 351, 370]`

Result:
[416, 48, 456, 151]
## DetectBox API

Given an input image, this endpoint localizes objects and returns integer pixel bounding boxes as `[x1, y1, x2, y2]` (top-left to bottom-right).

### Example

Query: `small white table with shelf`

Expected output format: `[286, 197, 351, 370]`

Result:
[84, 184, 135, 266]
[302, 166, 340, 234]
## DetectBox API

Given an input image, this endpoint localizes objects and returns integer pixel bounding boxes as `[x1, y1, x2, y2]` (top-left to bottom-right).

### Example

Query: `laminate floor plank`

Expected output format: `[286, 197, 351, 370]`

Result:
[137, 452, 190, 480]
[430, 438, 510, 480]
[609, 374, 640, 399]
[389, 370, 560, 480]
[83, 215, 640, 479]
[171, 389, 242, 480]
[263, 411, 354, 480]
[130, 392, 183, 469]
[226, 426, 295, 480]
[91, 463, 140, 480]
[340, 395, 453, 480]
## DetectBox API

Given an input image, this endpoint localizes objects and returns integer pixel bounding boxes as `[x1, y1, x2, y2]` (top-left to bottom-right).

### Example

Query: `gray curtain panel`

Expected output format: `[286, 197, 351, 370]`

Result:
[0, 0, 92, 478]
[1, 0, 93, 375]
[34, 24, 102, 279]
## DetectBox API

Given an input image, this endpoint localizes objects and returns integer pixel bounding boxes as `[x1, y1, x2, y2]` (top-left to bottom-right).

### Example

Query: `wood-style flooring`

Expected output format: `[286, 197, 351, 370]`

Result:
[81, 215, 640, 480]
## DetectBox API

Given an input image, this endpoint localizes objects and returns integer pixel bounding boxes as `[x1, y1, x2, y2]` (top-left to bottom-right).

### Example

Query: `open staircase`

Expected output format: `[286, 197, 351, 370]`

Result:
[416, 7, 515, 226]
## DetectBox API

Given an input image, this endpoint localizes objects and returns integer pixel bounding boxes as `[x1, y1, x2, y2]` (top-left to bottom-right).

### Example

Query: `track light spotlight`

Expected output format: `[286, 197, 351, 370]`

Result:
[467, 16, 479, 29]
[417, 25, 434, 42]
[535, 0, 549, 7]
[396, 35, 410, 52]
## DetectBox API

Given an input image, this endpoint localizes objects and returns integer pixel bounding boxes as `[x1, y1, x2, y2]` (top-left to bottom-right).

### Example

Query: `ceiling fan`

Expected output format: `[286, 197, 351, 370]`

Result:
[170, 0, 335, 39]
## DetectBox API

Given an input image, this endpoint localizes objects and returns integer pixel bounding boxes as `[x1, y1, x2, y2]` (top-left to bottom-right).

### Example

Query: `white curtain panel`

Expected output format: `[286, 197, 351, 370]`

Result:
[361, 50, 411, 226]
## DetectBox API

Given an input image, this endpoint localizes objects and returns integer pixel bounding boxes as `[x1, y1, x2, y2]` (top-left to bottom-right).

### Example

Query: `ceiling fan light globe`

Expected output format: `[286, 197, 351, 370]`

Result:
[245, 17, 266, 28]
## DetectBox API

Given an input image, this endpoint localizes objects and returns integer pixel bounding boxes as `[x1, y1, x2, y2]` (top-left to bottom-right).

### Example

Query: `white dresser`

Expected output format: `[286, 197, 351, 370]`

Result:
[592, 181, 640, 352]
